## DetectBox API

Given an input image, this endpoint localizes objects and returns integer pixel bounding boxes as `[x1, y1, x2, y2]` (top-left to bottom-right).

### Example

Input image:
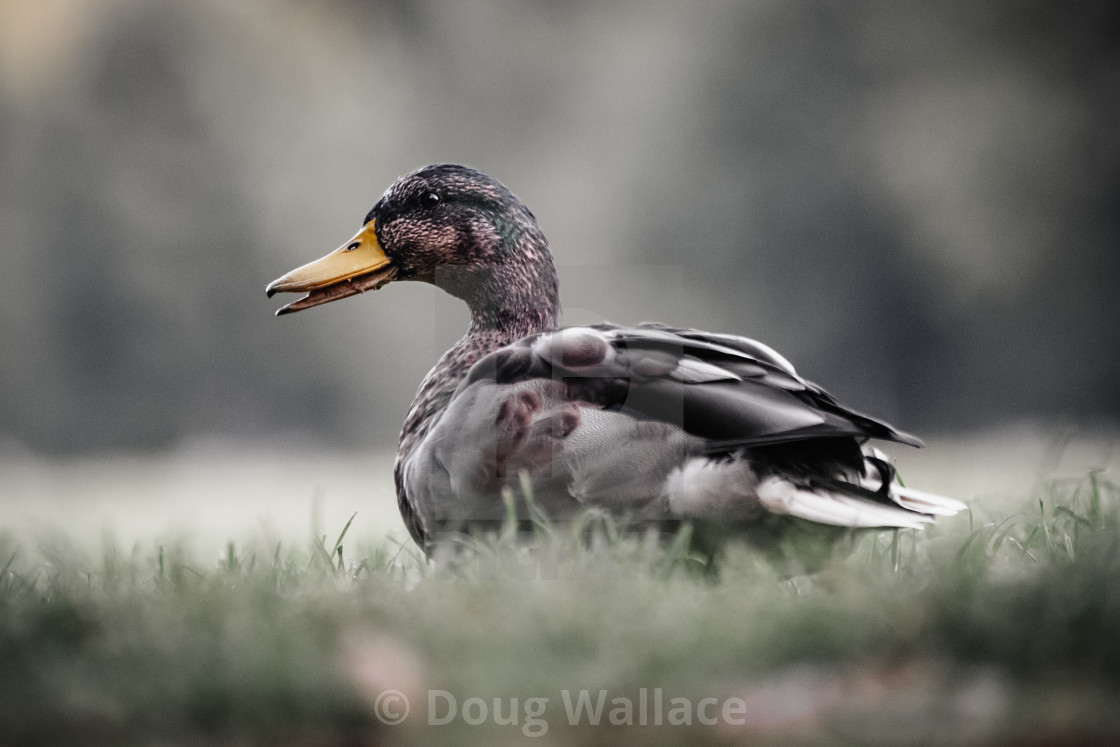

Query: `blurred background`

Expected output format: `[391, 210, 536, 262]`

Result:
[1, 0, 1118, 543]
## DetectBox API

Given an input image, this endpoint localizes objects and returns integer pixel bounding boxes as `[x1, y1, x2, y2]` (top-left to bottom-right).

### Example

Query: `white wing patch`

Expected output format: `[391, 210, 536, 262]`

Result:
[670, 357, 742, 384]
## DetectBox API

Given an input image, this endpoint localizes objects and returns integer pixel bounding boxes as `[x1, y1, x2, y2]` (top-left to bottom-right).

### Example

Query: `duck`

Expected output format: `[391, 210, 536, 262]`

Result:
[267, 164, 964, 556]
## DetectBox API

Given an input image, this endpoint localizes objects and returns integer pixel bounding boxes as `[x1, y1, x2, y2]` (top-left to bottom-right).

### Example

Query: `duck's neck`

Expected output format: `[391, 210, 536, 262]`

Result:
[442, 236, 561, 345]
[397, 238, 561, 464]
[467, 305, 558, 345]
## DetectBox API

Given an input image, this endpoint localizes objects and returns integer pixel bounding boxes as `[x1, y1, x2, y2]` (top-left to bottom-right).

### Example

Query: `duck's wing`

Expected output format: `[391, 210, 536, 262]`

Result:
[403, 324, 960, 536]
[504, 322, 922, 450]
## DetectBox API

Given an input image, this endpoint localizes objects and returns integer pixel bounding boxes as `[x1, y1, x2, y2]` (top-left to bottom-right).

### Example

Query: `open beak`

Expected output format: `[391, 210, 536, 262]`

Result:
[266, 221, 398, 315]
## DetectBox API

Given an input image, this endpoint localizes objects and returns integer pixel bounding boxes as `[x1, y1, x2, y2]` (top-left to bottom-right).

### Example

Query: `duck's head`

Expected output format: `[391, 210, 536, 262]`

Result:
[267, 164, 554, 318]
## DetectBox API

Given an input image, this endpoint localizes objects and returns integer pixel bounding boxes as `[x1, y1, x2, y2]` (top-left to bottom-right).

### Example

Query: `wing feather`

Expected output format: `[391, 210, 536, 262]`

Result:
[466, 324, 921, 449]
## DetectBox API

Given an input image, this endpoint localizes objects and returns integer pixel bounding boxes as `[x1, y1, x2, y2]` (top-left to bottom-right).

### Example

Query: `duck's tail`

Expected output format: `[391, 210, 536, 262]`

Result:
[756, 446, 966, 530]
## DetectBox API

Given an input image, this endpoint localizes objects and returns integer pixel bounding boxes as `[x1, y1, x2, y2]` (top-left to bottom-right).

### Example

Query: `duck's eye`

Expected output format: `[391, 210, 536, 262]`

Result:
[418, 191, 441, 210]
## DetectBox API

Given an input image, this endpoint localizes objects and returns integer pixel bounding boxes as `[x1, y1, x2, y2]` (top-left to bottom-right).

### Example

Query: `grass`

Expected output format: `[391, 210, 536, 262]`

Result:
[1, 471, 1119, 745]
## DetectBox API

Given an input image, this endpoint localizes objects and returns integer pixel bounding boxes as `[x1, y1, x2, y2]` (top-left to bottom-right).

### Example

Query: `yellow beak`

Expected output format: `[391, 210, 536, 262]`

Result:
[266, 221, 398, 315]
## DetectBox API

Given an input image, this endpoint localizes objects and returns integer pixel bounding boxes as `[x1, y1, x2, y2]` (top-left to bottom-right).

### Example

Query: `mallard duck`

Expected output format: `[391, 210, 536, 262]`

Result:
[267, 164, 964, 554]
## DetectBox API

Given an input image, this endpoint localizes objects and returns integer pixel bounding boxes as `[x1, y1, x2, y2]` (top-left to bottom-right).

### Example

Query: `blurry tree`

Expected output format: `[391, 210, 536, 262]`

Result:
[0, 0, 1116, 454]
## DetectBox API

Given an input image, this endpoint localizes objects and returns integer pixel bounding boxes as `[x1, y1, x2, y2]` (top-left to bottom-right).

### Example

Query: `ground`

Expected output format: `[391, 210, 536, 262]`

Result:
[1, 429, 1117, 745]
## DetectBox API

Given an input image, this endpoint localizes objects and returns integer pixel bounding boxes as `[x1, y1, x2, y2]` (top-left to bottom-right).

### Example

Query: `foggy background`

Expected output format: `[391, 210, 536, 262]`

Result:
[2, 0, 1118, 466]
